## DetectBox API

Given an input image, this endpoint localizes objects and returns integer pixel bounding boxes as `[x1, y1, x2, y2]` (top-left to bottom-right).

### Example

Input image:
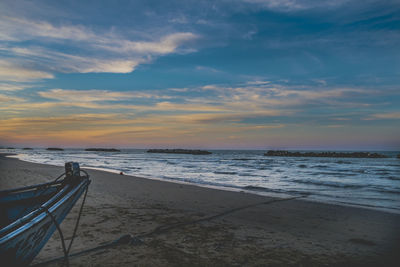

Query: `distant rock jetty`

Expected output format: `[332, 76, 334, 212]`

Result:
[147, 149, 212, 155]
[264, 150, 388, 158]
[85, 148, 121, 152]
[46, 147, 64, 151]
[23, 148, 33, 150]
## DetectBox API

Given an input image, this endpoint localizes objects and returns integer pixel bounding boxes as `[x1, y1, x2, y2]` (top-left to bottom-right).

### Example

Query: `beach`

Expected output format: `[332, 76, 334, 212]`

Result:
[1, 154, 399, 266]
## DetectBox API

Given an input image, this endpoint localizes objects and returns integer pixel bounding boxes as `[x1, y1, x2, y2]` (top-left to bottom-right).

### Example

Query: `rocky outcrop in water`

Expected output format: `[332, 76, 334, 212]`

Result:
[264, 150, 388, 158]
[85, 148, 121, 152]
[23, 148, 33, 150]
[147, 149, 212, 155]
[46, 147, 64, 151]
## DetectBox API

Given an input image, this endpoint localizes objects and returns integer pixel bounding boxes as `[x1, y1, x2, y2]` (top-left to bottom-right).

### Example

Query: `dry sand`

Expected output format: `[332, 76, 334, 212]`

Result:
[1, 154, 399, 266]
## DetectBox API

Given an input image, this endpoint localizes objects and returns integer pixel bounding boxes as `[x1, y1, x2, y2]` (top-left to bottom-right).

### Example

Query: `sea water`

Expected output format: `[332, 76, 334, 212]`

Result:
[5, 149, 400, 214]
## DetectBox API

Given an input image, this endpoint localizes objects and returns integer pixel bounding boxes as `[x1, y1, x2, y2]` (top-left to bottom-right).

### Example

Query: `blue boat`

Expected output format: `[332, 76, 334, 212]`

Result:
[0, 162, 90, 266]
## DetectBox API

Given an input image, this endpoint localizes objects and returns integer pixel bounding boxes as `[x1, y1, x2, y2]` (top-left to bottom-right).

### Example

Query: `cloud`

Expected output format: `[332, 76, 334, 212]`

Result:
[136, 83, 376, 115]
[38, 89, 173, 103]
[38, 89, 136, 102]
[244, 0, 303, 11]
[0, 83, 30, 91]
[1, 80, 396, 147]
[110, 32, 198, 55]
[0, 16, 96, 42]
[195, 66, 223, 73]
[169, 16, 189, 24]
[75, 59, 142, 74]
[1, 46, 142, 74]
[1, 82, 398, 149]
[367, 112, 400, 120]
[246, 80, 270, 85]
[4, 82, 385, 119]
[199, 83, 375, 109]
[0, 93, 25, 103]
[0, 16, 199, 79]
[243, 0, 350, 12]
[323, 124, 345, 128]
[171, 111, 284, 124]
[0, 110, 287, 148]
[0, 59, 53, 82]
[153, 102, 225, 112]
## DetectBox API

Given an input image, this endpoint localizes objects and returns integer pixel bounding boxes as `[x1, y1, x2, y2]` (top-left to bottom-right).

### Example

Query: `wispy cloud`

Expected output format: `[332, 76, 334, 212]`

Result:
[0, 111, 287, 147]
[0, 59, 53, 82]
[367, 112, 400, 120]
[1, 78, 398, 147]
[0, 16, 198, 79]
[0, 80, 391, 119]
[246, 80, 271, 85]
[0, 94, 21, 103]
[1, 16, 198, 53]
[200, 83, 376, 109]
[195, 66, 223, 73]
[323, 124, 345, 128]
[38, 88, 177, 103]
[0, 83, 31, 91]
[39, 89, 142, 102]
[7, 81, 382, 117]
[242, 0, 350, 12]
[0, 16, 94, 41]
[103, 32, 198, 55]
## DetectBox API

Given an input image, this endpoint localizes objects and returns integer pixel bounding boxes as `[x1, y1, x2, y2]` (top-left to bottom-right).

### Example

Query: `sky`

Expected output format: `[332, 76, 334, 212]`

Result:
[0, 0, 399, 150]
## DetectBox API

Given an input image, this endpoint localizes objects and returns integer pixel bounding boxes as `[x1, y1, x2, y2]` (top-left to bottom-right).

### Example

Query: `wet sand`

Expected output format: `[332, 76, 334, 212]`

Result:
[1, 154, 399, 266]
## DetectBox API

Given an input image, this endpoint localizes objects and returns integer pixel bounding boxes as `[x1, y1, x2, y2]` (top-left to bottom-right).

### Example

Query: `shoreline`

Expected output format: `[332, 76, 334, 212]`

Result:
[5, 152, 400, 215]
[1, 154, 400, 266]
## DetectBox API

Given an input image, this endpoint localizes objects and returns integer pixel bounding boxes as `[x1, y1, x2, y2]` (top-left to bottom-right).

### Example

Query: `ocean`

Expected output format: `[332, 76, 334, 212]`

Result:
[5, 149, 400, 214]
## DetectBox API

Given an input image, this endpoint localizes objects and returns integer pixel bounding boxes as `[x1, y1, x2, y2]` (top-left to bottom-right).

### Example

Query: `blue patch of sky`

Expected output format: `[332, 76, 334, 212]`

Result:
[5, 0, 399, 111]
[40, 1, 398, 92]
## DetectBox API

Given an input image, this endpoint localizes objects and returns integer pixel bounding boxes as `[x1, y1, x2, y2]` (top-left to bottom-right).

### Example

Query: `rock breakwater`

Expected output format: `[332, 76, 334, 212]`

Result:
[46, 148, 64, 151]
[85, 148, 121, 152]
[264, 150, 388, 158]
[147, 149, 212, 155]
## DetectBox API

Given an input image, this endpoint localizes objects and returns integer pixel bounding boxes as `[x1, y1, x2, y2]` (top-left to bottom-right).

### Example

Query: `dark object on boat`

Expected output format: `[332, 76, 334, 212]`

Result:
[85, 148, 120, 152]
[264, 150, 388, 158]
[22, 148, 33, 150]
[147, 149, 212, 155]
[46, 148, 64, 151]
[0, 162, 90, 266]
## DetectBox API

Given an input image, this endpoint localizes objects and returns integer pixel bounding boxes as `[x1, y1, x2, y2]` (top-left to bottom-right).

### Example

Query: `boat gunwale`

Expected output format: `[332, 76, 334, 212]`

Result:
[0, 186, 59, 206]
[0, 180, 62, 196]
[0, 178, 89, 243]
[0, 184, 71, 237]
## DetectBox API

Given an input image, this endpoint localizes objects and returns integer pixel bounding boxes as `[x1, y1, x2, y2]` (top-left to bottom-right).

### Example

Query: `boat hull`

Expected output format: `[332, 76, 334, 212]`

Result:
[0, 178, 90, 266]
